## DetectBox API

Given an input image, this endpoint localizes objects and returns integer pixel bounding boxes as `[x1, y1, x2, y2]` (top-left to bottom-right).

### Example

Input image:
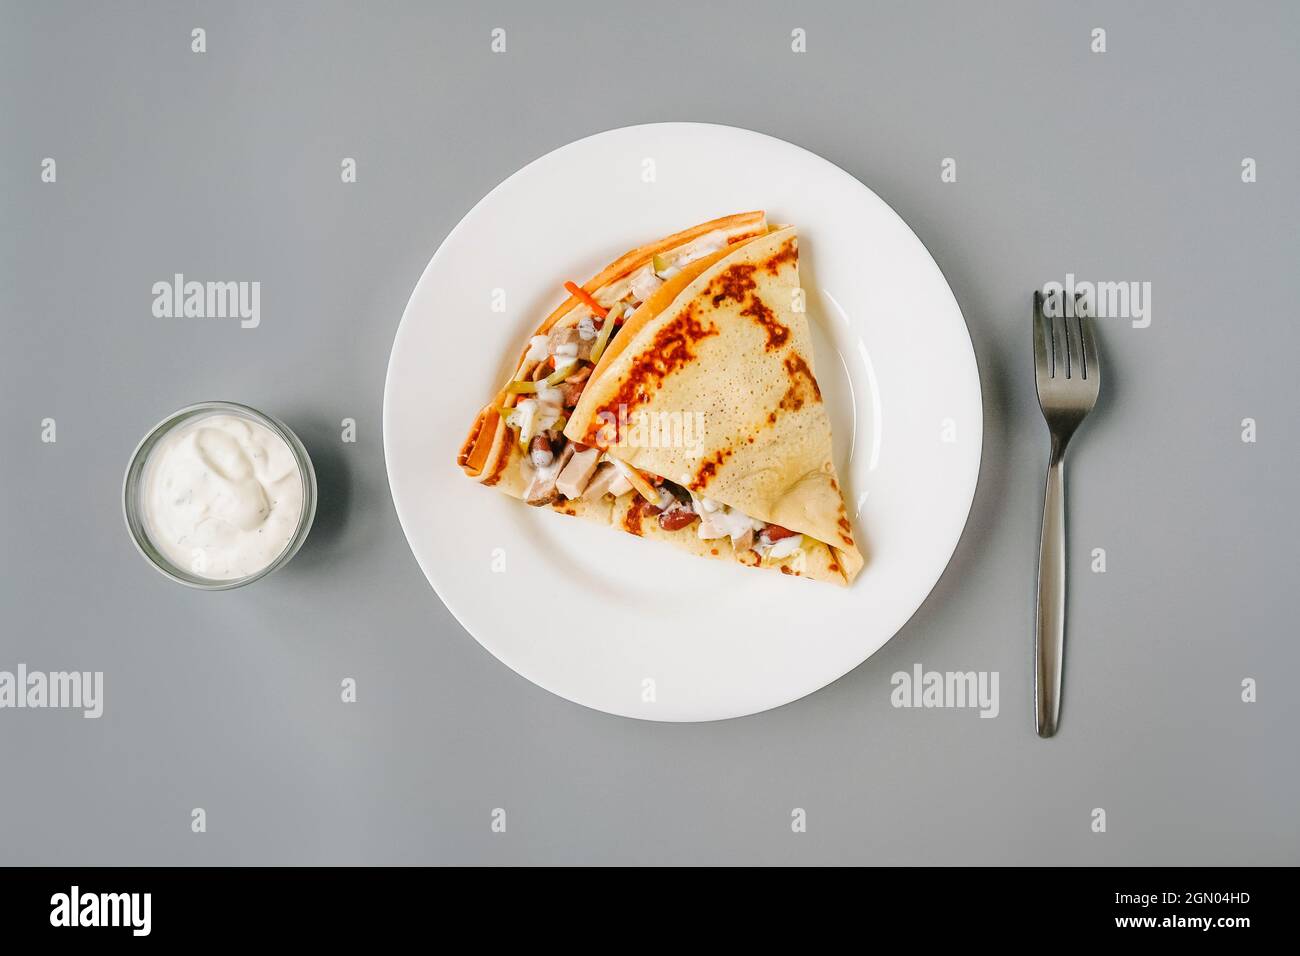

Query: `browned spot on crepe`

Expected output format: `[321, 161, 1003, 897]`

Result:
[622, 497, 661, 536]
[763, 237, 797, 275]
[708, 263, 789, 349]
[784, 353, 821, 403]
[689, 447, 734, 491]
[741, 295, 789, 350]
[585, 304, 717, 444]
[709, 263, 757, 307]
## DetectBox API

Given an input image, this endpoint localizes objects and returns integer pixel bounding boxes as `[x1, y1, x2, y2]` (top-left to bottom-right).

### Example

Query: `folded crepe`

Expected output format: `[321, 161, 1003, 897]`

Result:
[457, 211, 864, 585]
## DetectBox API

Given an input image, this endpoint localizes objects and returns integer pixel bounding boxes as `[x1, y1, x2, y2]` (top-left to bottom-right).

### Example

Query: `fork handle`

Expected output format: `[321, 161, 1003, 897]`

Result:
[1035, 438, 1067, 738]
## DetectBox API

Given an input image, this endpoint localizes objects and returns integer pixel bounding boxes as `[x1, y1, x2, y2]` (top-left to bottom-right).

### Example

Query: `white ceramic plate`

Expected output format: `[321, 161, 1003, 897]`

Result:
[384, 123, 981, 721]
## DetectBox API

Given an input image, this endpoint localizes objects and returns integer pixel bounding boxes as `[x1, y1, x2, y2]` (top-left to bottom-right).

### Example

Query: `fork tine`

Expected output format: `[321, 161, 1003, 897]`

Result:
[1049, 296, 1067, 379]
[1080, 310, 1100, 383]
[1066, 295, 1085, 381]
[1033, 291, 1049, 377]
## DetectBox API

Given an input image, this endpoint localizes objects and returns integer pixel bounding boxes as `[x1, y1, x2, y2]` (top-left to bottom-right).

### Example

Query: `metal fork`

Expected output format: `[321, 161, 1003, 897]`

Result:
[1032, 291, 1100, 738]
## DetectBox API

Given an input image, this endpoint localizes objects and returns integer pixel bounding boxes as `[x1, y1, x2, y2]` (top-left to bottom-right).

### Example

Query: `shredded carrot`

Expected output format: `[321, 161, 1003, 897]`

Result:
[564, 281, 608, 318]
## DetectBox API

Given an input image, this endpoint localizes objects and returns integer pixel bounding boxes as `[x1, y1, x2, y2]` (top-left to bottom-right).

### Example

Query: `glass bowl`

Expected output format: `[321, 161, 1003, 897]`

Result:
[123, 401, 317, 590]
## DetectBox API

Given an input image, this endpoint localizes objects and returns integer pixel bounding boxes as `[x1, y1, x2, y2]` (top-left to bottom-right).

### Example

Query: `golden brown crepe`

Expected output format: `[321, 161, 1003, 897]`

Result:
[457, 212, 863, 585]
[566, 226, 863, 584]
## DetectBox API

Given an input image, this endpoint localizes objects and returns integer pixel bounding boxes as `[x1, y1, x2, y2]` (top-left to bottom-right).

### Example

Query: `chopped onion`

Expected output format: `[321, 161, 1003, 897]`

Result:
[678, 235, 725, 266]
[696, 502, 764, 546]
[766, 535, 804, 560]
[532, 384, 565, 432]
[509, 399, 539, 444]
[631, 267, 664, 302]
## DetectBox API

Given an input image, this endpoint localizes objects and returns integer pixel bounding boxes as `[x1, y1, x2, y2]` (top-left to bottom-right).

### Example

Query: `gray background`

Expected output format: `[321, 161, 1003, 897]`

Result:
[2, 1, 1297, 865]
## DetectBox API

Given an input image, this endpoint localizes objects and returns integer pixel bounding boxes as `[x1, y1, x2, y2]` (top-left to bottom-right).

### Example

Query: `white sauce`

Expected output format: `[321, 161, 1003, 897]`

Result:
[627, 230, 729, 304]
[533, 383, 565, 425]
[525, 335, 550, 363]
[630, 268, 664, 303]
[508, 399, 538, 437]
[143, 414, 304, 580]
[695, 499, 764, 545]
[678, 232, 726, 265]
[766, 535, 805, 560]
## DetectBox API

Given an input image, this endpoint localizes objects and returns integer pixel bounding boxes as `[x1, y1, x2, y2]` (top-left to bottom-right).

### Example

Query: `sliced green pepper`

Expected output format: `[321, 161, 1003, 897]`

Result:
[589, 303, 622, 365]
[545, 362, 579, 386]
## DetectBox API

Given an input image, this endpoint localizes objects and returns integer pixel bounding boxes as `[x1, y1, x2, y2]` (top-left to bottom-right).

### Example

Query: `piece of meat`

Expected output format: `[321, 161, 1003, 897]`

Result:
[556, 446, 601, 499]
[523, 468, 559, 506]
[558, 380, 586, 407]
[547, 325, 578, 351]
[581, 462, 620, 499]
[524, 442, 574, 505]
[547, 325, 593, 362]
